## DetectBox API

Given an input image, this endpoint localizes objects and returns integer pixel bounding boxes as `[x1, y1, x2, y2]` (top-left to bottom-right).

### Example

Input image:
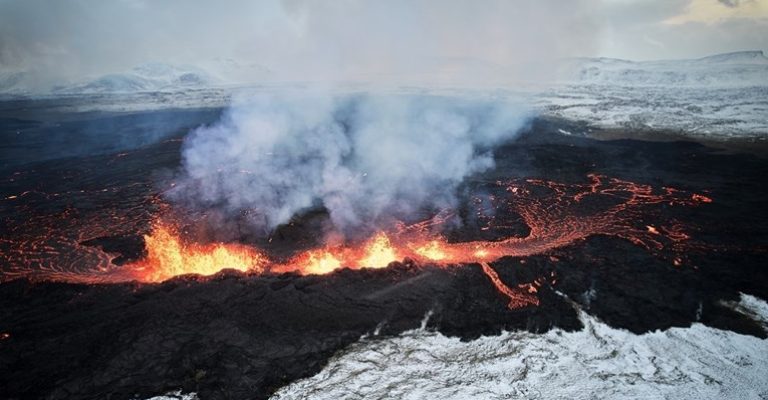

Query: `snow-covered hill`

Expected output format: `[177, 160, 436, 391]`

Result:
[538, 51, 768, 137]
[52, 63, 215, 94]
[558, 50, 768, 87]
[0, 63, 216, 96]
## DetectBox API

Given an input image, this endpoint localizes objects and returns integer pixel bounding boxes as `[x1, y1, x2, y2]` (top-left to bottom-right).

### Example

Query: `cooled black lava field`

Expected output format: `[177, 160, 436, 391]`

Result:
[1, 105, 767, 399]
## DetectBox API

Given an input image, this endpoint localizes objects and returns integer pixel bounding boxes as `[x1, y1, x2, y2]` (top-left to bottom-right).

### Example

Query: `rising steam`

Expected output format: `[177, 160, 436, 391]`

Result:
[171, 92, 529, 237]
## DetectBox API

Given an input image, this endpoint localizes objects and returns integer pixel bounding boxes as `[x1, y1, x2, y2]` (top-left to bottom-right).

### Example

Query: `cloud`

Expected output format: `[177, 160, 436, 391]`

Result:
[719, 0, 740, 7]
[1, 0, 601, 87]
[599, 0, 768, 59]
[1, 0, 765, 85]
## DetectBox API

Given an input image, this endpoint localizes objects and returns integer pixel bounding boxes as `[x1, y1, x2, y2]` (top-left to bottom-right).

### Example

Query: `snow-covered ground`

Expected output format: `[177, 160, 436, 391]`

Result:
[536, 84, 768, 138]
[269, 293, 768, 400]
[145, 293, 768, 400]
[537, 51, 768, 138]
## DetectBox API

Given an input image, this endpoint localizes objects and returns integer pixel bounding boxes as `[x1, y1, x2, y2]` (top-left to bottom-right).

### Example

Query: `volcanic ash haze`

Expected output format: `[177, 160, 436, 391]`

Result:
[171, 93, 530, 237]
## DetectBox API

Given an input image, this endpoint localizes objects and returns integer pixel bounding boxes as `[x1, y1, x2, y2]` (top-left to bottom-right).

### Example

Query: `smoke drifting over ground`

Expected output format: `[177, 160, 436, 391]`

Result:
[171, 93, 529, 237]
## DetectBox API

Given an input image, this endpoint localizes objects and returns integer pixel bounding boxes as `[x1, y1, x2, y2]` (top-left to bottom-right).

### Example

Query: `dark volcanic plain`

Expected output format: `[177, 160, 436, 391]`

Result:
[0, 103, 767, 400]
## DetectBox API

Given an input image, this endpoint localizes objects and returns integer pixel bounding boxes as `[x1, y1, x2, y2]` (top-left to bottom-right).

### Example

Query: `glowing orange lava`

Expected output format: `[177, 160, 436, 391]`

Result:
[289, 250, 343, 275]
[127, 222, 267, 282]
[692, 193, 713, 203]
[273, 232, 402, 275]
[412, 240, 448, 261]
[479, 262, 540, 309]
[2, 174, 714, 311]
[358, 233, 398, 268]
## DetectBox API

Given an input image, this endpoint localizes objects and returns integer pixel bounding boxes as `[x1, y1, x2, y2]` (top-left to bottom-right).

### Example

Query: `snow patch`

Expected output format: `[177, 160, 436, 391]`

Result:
[53, 63, 215, 94]
[538, 51, 768, 137]
[538, 85, 768, 138]
[558, 50, 768, 87]
[270, 293, 768, 400]
[722, 293, 768, 329]
[145, 390, 199, 400]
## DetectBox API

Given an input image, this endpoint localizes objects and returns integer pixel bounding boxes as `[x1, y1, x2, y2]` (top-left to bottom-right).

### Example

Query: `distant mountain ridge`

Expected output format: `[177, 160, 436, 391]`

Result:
[560, 50, 768, 87]
[51, 63, 215, 94]
[571, 50, 767, 65]
[1, 51, 766, 96]
[0, 63, 216, 96]
[696, 50, 767, 64]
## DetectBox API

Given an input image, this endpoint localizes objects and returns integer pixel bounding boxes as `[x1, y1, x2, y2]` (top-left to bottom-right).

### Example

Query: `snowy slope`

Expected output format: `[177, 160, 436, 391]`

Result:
[0, 70, 28, 93]
[270, 293, 768, 400]
[52, 63, 215, 94]
[0, 63, 216, 96]
[558, 50, 768, 87]
[145, 293, 768, 400]
[538, 51, 768, 137]
[536, 84, 768, 137]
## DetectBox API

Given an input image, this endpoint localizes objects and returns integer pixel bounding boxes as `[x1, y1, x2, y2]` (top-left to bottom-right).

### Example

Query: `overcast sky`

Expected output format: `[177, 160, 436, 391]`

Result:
[1, 0, 766, 85]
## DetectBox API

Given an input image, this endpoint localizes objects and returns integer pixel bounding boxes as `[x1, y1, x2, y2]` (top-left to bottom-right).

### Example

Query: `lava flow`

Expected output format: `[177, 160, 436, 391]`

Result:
[1, 174, 713, 308]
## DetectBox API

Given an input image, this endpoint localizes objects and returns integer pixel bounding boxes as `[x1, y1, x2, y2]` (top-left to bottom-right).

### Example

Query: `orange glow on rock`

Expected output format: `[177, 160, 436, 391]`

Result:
[692, 193, 713, 203]
[128, 222, 266, 282]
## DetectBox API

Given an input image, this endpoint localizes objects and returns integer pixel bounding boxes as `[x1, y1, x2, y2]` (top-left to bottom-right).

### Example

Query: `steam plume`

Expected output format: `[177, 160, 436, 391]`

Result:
[171, 92, 529, 237]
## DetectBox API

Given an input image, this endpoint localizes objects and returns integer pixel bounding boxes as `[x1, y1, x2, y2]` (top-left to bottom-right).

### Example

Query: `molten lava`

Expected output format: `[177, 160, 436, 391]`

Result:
[128, 222, 266, 282]
[692, 193, 713, 203]
[2, 174, 715, 309]
[479, 262, 540, 309]
[274, 233, 402, 275]
[413, 240, 448, 261]
[358, 233, 398, 268]
[290, 250, 342, 275]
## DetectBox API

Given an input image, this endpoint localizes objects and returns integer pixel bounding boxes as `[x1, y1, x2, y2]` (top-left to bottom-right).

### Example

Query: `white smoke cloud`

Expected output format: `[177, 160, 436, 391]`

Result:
[171, 92, 530, 237]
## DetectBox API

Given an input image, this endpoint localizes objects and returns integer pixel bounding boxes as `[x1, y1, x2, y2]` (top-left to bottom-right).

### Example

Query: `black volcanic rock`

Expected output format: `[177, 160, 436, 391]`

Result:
[80, 235, 147, 265]
[1, 233, 765, 399]
[0, 264, 579, 400]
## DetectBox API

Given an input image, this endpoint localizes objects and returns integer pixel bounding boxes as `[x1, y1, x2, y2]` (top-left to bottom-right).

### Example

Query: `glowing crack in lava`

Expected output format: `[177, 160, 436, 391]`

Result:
[1, 175, 713, 309]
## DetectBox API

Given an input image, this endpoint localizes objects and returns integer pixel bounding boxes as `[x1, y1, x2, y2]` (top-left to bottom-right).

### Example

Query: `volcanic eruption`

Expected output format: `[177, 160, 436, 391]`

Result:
[2, 2, 767, 398]
[2, 138, 714, 309]
[0, 93, 721, 316]
[0, 99, 763, 400]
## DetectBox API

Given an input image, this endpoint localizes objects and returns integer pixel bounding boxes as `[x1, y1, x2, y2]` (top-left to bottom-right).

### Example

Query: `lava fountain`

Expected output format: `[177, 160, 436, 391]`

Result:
[127, 222, 267, 283]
